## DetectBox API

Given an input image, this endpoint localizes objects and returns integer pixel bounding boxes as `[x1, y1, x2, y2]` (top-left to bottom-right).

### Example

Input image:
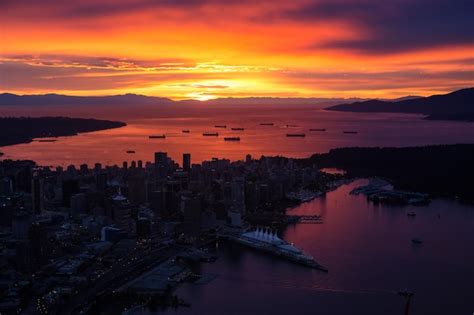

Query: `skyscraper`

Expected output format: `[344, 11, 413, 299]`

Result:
[31, 176, 43, 214]
[183, 153, 191, 172]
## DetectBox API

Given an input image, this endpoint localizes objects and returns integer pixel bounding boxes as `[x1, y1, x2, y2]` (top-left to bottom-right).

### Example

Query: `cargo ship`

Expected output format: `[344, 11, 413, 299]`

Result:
[226, 228, 327, 271]
[149, 135, 166, 139]
[231, 127, 245, 131]
[309, 128, 326, 132]
[182, 130, 190, 133]
[215, 125, 227, 128]
[260, 123, 274, 126]
[343, 131, 358, 134]
[286, 133, 306, 137]
[203, 132, 219, 136]
[224, 137, 240, 141]
[126, 150, 136, 154]
[286, 124, 299, 128]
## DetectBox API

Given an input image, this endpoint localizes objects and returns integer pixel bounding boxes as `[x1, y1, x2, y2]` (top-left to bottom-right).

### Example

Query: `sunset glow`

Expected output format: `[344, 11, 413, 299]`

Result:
[1, 0, 473, 99]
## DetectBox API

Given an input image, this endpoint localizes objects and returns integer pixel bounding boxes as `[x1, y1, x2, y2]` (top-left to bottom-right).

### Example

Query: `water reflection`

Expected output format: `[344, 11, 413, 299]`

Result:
[130, 180, 474, 315]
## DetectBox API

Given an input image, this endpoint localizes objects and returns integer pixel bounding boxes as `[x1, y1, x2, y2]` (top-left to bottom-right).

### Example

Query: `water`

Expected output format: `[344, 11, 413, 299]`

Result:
[2, 106, 474, 167]
[129, 180, 474, 315]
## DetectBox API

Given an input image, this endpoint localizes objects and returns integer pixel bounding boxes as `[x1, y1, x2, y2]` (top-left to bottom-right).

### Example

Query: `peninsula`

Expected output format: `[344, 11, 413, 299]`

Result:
[0, 117, 126, 147]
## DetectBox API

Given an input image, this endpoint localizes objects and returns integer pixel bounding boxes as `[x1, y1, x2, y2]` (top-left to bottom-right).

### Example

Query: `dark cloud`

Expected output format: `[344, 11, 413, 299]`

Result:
[1, 54, 194, 70]
[285, 0, 474, 54]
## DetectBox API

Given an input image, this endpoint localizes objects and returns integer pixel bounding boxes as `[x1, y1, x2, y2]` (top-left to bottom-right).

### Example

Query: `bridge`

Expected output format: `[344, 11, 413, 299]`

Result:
[286, 215, 323, 224]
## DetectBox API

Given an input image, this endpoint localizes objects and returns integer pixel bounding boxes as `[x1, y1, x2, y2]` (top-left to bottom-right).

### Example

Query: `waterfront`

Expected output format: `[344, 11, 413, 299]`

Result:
[130, 180, 474, 315]
[2, 106, 474, 166]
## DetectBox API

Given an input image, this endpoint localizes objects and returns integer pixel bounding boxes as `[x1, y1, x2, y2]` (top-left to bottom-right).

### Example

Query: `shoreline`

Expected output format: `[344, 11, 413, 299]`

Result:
[0, 117, 126, 147]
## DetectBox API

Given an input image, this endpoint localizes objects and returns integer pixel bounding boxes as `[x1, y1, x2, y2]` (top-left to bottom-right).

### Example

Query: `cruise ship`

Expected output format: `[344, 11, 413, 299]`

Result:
[229, 228, 327, 271]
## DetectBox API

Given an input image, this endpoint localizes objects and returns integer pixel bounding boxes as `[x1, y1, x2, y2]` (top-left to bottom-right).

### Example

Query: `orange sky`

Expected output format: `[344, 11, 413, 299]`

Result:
[1, 0, 473, 100]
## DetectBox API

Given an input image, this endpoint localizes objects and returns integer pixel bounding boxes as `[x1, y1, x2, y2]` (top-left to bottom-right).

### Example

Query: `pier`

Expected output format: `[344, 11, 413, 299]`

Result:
[287, 215, 323, 224]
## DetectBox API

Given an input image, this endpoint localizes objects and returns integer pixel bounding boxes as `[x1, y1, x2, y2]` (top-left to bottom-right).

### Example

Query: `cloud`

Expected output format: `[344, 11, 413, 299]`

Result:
[284, 0, 474, 54]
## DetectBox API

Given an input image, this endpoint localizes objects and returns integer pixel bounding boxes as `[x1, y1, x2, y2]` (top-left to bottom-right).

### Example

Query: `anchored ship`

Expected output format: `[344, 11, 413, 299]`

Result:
[343, 131, 358, 134]
[309, 128, 326, 132]
[228, 228, 327, 271]
[182, 130, 190, 133]
[215, 125, 227, 128]
[224, 137, 240, 141]
[149, 135, 166, 139]
[286, 133, 306, 137]
[231, 127, 245, 131]
[260, 123, 274, 126]
[203, 132, 219, 136]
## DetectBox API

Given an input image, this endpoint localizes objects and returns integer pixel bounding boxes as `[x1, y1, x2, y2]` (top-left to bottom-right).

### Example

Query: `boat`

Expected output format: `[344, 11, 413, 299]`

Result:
[231, 127, 245, 131]
[286, 133, 306, 137]
[203, 132, 219, 136]
[260, 123, 274, 126]
[411, 238, 423, 244]
[149, 135, 166, 139]
[407, 211, 416, 217]
[215, 125, 227, 128]
[126, 150, 136, 154]
[226, 228, 327, 272]
[182, 130, 190, 133]
[224, 137, 240, 141]
[309, 128, 326, 132]
[343, 131, 358, 134]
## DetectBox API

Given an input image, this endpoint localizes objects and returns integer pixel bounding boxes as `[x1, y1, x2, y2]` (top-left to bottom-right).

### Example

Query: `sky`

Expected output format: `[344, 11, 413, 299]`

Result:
[1, 0, 473, 100]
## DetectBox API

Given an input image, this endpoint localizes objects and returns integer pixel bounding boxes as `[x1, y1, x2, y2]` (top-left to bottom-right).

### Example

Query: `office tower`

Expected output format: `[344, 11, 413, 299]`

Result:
[31, 176, 43, 214]
[183, 196, 202, 237]
[154, 152, 168, 166]
[183, 153, 191, 172]
[127, 175, 146, 204]
[70, 193, 87, 218]
[12, 213, 31, 239]
[62, 179, 79, 207]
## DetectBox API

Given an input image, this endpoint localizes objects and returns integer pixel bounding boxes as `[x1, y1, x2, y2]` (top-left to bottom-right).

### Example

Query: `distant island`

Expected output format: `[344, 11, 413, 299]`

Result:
[308, 144, 474, 202]
[0, 117, 126, 147]
[327, 88, 474, 121]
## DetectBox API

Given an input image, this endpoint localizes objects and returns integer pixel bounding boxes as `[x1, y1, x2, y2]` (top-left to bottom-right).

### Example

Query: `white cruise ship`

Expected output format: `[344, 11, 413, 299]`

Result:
[231, 228, 327, 271]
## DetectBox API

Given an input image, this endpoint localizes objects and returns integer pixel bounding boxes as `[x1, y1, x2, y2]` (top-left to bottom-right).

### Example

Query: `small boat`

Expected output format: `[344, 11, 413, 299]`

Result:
[224, 137, 240, 141]
[411, 238, 423, 244]
[309, 128, 326, 132]
[203, 132, 219, 136]
[215, 125, 227, 128]
[126, 150, 136, 154]
[343, 131, 358, 134]
[231, 127, 245, 131]
[37, 139, 57, 142]
[260, 123, 274, 126]
[286, 133, 306, 137]
[149, 135, 166, 139]
[407, 212, 416, 217]
[182, 130, 190, 133]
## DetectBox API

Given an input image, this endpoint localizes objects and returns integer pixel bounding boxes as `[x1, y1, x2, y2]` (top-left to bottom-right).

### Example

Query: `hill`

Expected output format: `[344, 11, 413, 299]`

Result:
[327, 88, 474, 120]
